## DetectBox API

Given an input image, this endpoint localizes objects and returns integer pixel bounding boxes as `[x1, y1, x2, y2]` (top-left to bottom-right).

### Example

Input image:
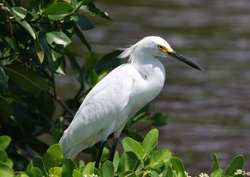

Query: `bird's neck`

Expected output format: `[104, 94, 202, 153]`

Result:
[130, 52, 166, 79]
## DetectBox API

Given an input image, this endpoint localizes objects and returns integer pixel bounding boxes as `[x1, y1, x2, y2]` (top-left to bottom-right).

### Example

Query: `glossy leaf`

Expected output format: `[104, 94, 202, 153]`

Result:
[11, 7, 36, 39]
[170, 157, 185, 177]
[62, 159, 77, 177]
[38, 32, 67, 74]
[142, 129, 159, 158]
[45, 2, 73, 15]
[49, 167, 62, 176]
[150, 149, 172, 167]
[5, 65, 49, 95]
[28, 156, 48, 177]
[210, 168, 223, 177]
[84, 52, 99, 76]
[225, 155, 245, 175]
[3, 36, 17, 51]
[71, 21, 92, 51]
[113, 151, 119, 173]
[34, 39, 45, 63]
[72, 14, 94, 30]
[102, 160, 114, 177]
[213, 153, 220, 170]
[27, 167, 43, 177]
[88, 2, 112, 21]
[66, 50, 84, 85]
[45, 31, 71, 47]
[95, 49, 123, 74]
[72, 169, 81, 177]
[0, 161, 13, 177]
[0, 136, 11, 151]
[164, 165, 173, 177]
[122, 137, 144, 159]
[44, 144, 63, 169]
[82, 162, 95, 175]
[117, 152, 140, 173]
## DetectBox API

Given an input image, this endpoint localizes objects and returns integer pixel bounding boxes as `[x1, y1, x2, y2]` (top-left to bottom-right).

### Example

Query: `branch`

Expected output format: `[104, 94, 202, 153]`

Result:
[50, 92, 75, 117]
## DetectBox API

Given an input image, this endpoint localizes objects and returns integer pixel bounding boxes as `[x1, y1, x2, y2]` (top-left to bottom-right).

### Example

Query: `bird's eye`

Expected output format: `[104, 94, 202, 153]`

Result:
[158, 45, 165, 51]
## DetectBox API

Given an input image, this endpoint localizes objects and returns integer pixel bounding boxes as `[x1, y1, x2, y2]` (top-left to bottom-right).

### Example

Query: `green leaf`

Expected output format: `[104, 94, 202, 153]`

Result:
[3, 36, 17, 51]
[82, 162, 95, 175]
[44, 144, 63, 169]
[0, 161, 13, 177]
[170, 157, 185, 177]
[142, 129, 159, 158]
[213, 153, 220, 170]
[29, 156, 48, 177]
[34, 39, 45, 63]
[102, 160, 114, 177]
[0, 150, 13, 168]
[27, 167, 43, 177]
[71, 21, 92, 51]
[88, 2, 112, 21]
[0, 136, 11, 151]
[113, 151, 119, 173]
[38, 32, 67, 74]
[45, 2, 73, 15]
[5, 65, 49, 95]
[96, 49, 123, 74]
[15, 173, 29, 177]
[150, 149, 172, 167]
[49, 167, 62, 176]
[65, 50, 84, 85]
[84, 52, 99, 76]
[152, 113, 169, 126]
[72, 14, 94, 30]
[122, 137, 144, 159]
[0, 96, 13, 117]
[78, 160, 85, 171]
[117, 152, 140, 175]
[45, 31, 71, 47]
[210, 168, 223, 177]
[72, 169, 81, 177]
[11, 7, 36, 39]
[62, 159, 77, 177]
[163, 165, 173, 177]
[225, 155, 245, 175]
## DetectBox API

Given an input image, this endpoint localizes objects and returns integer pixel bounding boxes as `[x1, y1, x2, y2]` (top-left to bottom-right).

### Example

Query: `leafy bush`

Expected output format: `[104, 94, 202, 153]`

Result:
[0, 130, 248, 177]
[0, 0, 168, 171]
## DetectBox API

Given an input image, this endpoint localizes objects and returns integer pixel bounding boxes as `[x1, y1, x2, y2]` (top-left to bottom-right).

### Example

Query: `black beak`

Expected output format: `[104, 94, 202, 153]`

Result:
[168, 51, 203, 71]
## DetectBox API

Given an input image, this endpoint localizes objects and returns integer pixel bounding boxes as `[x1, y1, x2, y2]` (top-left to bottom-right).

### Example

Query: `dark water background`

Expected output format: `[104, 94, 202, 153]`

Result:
[58, 0, 250, 175]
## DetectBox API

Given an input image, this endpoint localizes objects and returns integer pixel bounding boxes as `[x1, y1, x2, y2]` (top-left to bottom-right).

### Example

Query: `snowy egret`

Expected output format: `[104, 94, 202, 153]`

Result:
[59, 36, 203, 167]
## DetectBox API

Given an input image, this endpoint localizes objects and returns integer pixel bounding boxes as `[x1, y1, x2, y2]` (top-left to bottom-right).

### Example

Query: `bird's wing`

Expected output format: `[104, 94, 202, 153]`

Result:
[59, 64, 136, 158]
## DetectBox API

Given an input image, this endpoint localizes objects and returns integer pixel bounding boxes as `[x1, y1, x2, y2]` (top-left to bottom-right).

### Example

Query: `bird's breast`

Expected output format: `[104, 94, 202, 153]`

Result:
[125, 61, 166, 114]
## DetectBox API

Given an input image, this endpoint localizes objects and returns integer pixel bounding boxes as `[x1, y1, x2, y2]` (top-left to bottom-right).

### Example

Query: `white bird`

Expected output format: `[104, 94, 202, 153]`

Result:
[59, 36, 202, 167]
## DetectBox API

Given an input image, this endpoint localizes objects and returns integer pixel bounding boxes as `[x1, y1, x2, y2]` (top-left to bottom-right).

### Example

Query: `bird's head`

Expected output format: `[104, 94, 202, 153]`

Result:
[120, 36, 203, 71]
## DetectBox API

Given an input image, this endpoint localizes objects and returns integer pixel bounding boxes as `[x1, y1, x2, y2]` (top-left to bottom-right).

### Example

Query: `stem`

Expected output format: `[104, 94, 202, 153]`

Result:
[50, 92, 74, 116]
[125, 168, 144, 177]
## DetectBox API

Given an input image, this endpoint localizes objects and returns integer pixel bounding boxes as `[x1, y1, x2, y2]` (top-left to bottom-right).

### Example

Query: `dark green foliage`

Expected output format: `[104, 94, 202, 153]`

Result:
[0, 130, 248, 177]
[0, 0, 169, 172]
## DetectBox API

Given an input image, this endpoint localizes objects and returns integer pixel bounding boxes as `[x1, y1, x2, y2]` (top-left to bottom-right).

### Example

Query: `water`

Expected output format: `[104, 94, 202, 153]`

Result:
[60, 0, 250, 174]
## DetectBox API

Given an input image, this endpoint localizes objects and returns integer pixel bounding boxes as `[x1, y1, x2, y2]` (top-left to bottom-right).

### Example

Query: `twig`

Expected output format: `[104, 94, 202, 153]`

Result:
[125, 167, 144, 177]
[50, 92, 75, 116]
